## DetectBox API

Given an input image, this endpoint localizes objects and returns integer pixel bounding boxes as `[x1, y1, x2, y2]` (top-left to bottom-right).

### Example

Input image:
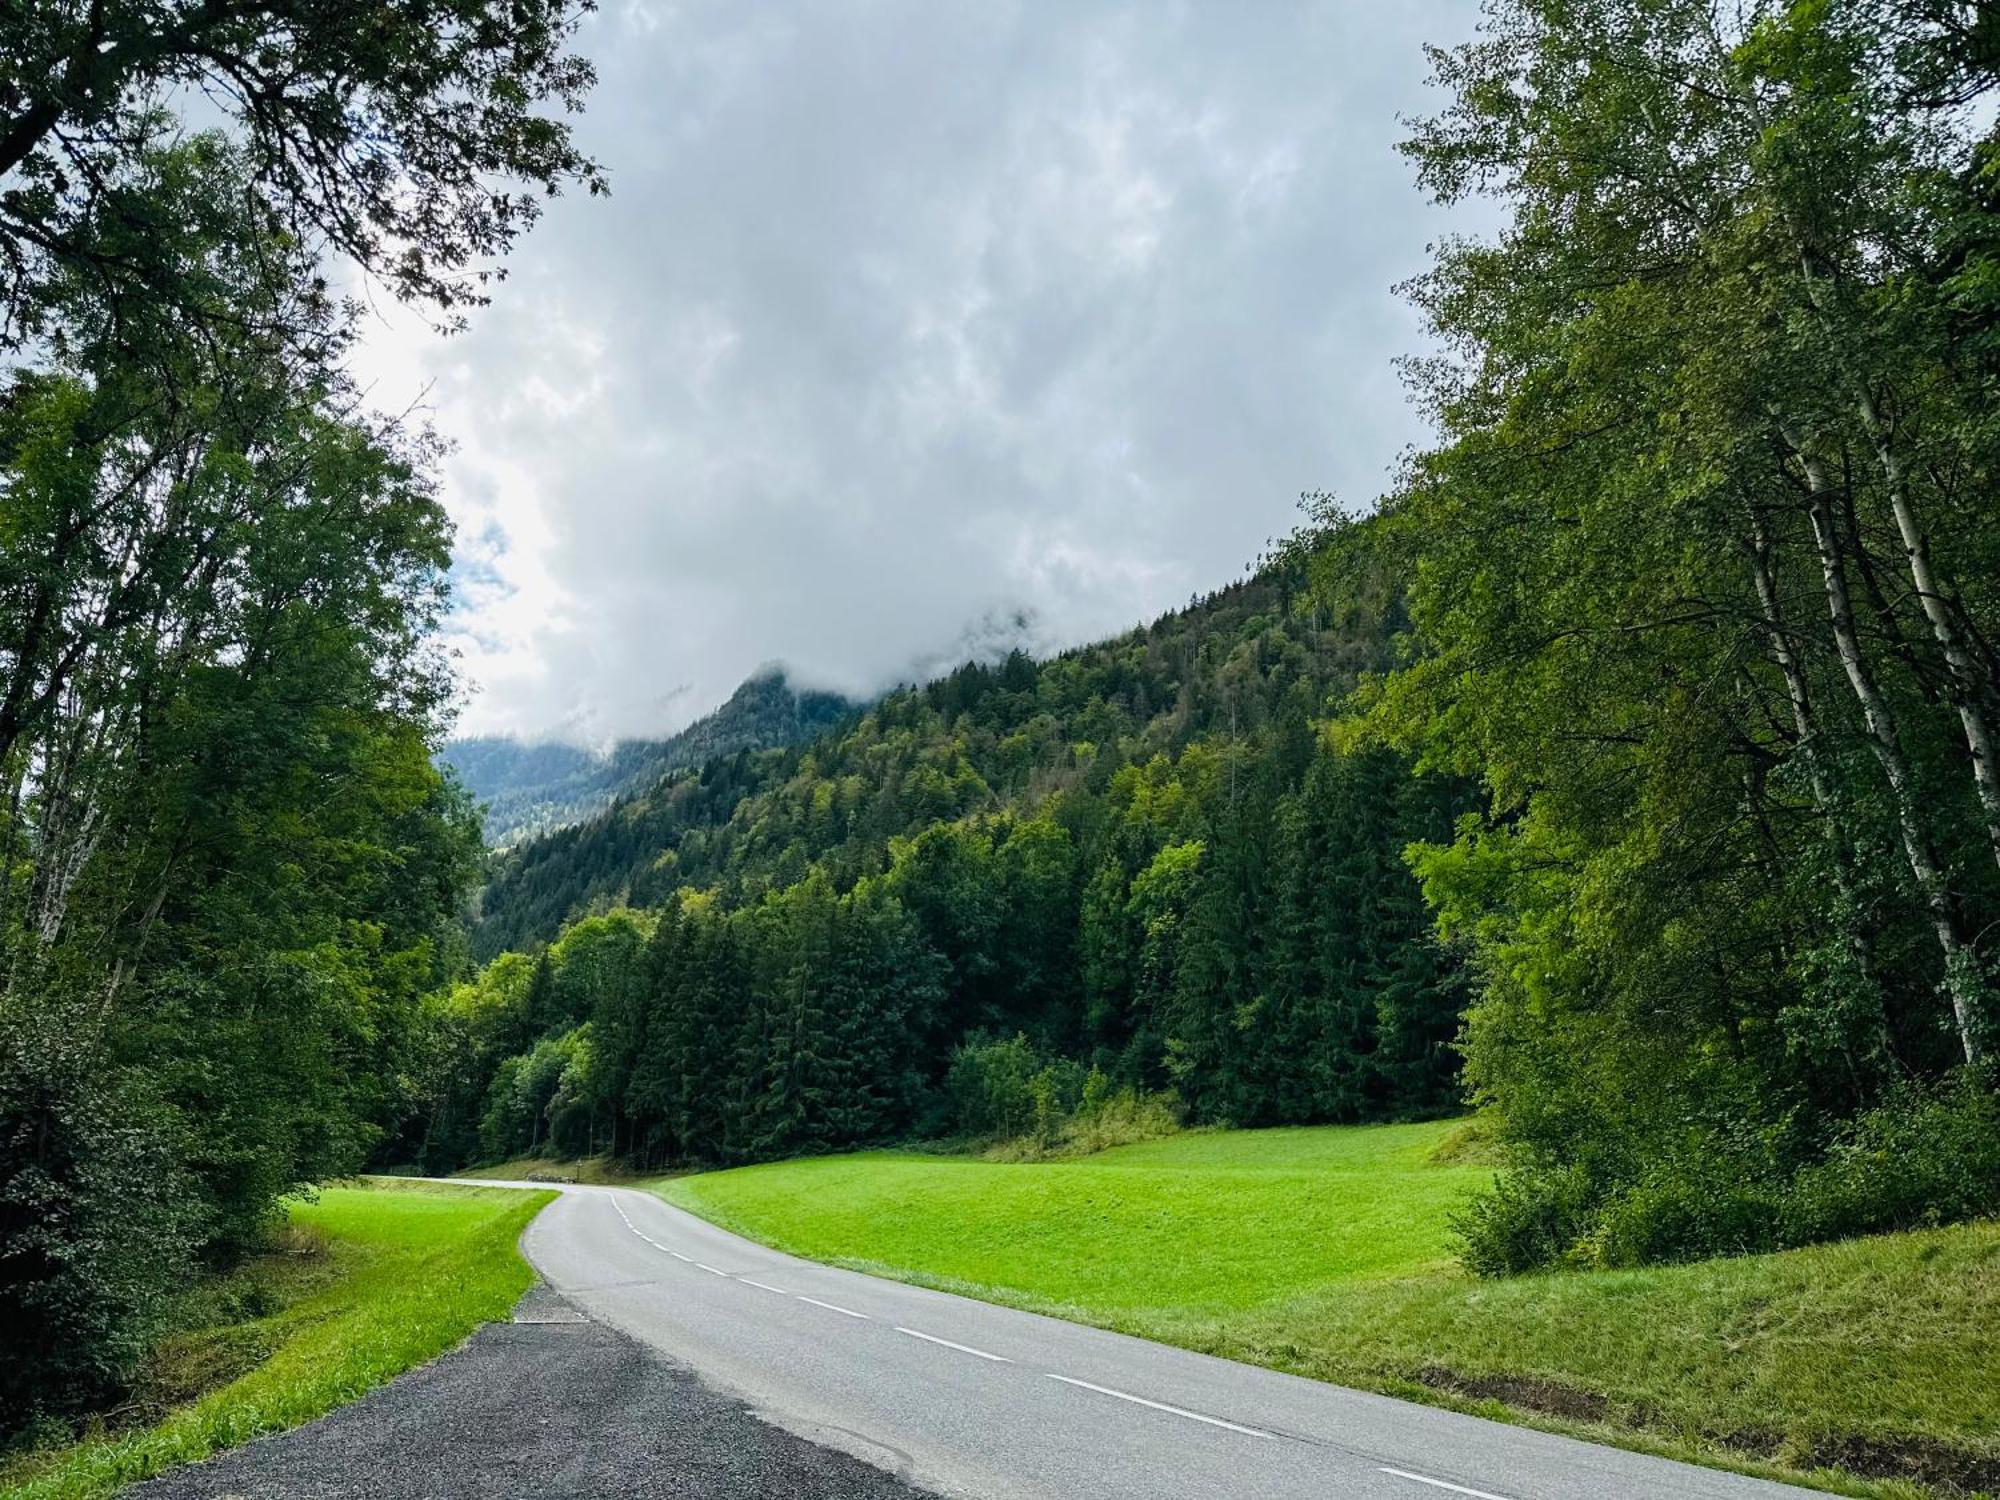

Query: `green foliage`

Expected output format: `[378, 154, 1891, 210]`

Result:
[0, 1022, 199, 1420]
[0, 137, 482, 1430]
[0, 0, 602, 349]
[414, 552, 1478, 1176]
[1379, 0, 2000, 1267]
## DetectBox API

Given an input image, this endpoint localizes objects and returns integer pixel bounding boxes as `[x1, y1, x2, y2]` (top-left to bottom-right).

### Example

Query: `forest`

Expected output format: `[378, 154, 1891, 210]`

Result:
[6, 0, 2000, 1456]
[402, 558, 1475, 1172]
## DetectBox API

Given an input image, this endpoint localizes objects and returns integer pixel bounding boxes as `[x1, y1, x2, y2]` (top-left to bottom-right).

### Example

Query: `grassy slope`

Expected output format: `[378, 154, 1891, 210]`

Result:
[656, 1122, 2000, 1499]
[2, 1181, 553, 1500]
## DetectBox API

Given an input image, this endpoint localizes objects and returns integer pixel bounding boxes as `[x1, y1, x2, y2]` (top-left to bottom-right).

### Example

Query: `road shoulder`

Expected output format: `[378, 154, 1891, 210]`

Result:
[128, 1286, 937, 1499]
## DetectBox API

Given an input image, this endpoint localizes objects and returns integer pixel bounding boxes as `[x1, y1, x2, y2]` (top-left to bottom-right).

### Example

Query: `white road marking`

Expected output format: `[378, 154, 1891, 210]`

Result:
[738, 1278, 791, 1295]
[796, 1295, 870, 1319]
[1043, 1375, 1274, 1439]
[895, 1327, 1012, 1363]
[694, 1262, 730, 1276]
[668, 1250, 692, 1262]
[1379, 1468, 1515, 1500]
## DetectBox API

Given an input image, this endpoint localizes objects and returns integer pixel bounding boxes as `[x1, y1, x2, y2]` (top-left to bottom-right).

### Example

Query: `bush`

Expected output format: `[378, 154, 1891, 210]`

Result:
[0, 1021, 201, 1430]
[1460, 1074, 2000, 1276]
[947, 1036, 1181, 1158]
[946, 1034, 1080, 1143]
[1781, 1076, 2000, 1244]
[1579, 1164, 1785, 1268]
[1451, 1161, 1597, 1277]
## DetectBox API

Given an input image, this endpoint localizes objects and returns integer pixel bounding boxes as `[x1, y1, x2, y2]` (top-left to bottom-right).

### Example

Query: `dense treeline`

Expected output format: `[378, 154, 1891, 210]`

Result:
[1, 0, 598, 1433]
[1380, 0, 2000, 1269]
[402, 563, 1475, 1171]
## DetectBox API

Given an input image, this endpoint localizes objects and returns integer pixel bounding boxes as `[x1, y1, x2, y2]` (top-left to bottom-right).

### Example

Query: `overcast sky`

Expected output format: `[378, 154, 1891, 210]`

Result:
[351, 0, 1487, 745]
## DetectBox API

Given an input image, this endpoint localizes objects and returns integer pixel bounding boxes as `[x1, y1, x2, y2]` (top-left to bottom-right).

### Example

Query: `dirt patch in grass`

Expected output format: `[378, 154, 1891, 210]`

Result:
[1415, 1365, 2000, 1495]
[1712, 1431, 2000, 1497]
[1414, 1365, 1610, 1423]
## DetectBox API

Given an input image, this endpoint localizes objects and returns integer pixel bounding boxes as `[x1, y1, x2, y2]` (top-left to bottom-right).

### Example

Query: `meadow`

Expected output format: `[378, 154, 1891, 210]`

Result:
[657, 1122, 2000, 1498]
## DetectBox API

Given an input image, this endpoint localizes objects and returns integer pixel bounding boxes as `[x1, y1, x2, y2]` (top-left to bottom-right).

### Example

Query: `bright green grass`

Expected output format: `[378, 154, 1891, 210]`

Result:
[1, 1181, 552, 1500]
[656, 1122, 2000, 1498]
[660, 1121, 1480, 1314]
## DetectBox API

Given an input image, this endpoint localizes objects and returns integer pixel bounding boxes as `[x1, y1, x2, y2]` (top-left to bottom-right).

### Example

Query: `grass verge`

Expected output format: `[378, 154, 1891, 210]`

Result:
[0, 1180, 553, 1500]
[654, 1121, 1999, 1499]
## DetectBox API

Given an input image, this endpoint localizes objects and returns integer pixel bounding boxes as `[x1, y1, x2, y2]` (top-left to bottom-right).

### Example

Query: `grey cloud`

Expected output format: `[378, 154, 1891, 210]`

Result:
[370, 0, 1487, 742]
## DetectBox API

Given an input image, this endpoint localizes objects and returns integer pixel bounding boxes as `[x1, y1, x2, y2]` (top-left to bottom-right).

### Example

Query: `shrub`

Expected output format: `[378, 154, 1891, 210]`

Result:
[1579, 1164, 1784, 1268]
[1451, 1162, 1598, 1277]
[1460, 1073, 2000, 1276]
[946, 1033, 1080, 1142]
[1781, 1076, 2000, 1243]
[0, 1023, 201, 1430]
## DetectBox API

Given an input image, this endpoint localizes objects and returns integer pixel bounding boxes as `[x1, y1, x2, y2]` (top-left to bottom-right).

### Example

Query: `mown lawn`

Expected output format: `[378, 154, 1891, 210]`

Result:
[656, 1122, 2000, 1498]
[1, 1181, 552, 1500]
[658, 1121, 1482, 1313]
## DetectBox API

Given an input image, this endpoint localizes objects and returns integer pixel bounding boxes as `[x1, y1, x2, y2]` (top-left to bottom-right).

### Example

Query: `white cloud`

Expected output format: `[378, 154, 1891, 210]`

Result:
[349, 0, 1487, 742]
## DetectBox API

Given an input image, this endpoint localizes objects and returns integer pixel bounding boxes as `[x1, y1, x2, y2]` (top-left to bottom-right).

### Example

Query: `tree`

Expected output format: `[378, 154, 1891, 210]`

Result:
[0, 0, 605, 348]
[1384, 0, 2000, 1267]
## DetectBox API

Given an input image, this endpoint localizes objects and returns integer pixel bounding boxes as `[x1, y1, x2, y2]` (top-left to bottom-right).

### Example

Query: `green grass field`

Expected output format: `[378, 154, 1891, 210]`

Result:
[657, 1122, 2000, 1498]
[1, 1181, 552, 1500]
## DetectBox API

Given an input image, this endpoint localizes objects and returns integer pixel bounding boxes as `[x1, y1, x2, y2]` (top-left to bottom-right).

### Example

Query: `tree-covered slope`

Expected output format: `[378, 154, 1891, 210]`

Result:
[443, 668, 857, 846]
[398, 544, 1475, 1173]
[471, 560, 1399, 958]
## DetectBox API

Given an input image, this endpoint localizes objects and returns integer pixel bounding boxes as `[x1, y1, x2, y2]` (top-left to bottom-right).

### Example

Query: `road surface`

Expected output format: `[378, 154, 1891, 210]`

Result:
[132, 1285, 931, 1499]
[468, 1179, 1819, 1500]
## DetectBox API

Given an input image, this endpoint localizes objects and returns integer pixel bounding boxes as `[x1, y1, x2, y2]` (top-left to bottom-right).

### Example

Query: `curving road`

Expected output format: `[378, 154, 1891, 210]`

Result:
[463, 1179, 1818, 1500]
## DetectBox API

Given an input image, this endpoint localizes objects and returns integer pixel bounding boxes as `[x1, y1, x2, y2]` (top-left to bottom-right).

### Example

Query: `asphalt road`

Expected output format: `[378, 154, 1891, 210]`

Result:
[469, 1179, 1821, 1500]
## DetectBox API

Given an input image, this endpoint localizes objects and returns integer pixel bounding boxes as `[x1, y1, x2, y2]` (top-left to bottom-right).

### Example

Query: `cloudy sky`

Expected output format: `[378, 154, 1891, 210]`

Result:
[351, 0, 1487, 745]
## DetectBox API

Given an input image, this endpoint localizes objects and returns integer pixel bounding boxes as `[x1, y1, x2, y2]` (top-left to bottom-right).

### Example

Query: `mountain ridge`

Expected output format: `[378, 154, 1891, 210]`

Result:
[442, 666, 859, 846]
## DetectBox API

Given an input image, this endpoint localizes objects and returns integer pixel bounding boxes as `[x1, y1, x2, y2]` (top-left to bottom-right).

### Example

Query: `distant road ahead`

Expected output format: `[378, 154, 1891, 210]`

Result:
[465, 1179, 1816, 1500]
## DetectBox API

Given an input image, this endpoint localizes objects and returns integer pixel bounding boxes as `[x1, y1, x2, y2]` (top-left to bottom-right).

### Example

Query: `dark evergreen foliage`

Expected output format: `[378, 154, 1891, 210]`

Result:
[417, 555, 1478, 1172]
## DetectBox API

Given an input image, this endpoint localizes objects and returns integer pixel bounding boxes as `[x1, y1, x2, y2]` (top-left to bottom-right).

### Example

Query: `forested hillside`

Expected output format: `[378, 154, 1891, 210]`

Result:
[443, 667, 856, 845]
[398, 545, 1477, 1170]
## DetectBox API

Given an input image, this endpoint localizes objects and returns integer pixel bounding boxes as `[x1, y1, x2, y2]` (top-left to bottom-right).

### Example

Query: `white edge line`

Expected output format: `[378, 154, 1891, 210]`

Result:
[796, 1295, 869, 1319]
[894, 1326, 1012, 1363]
[1044, 1375, 1273, 1439]
[1378, 1467, 1515, 1500]
[737, 1278, 790, 1295]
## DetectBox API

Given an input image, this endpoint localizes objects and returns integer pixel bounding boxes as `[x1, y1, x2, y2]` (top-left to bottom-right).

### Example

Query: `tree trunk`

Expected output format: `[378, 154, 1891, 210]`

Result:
[1782, 423, 1985, 1063]
[1852, 388, 2000, 873]
[1744, 507, 1885, 1022]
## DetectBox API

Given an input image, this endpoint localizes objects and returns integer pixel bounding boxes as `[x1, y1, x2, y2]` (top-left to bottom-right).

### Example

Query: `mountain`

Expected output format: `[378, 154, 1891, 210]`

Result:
[403, 531, 1475, 1179]
[441, 667, 858, 846]
[466, 561, 1399, 957]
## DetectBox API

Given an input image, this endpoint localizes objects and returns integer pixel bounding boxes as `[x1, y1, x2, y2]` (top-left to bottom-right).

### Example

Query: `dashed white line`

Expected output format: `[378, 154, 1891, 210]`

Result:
[894, 1327, 1012, 1363]
[1043, 1375, 1274, 1439]
[694, 1261, 730, 1276]
[667, 1249, 692, 1262]
[1378, 1468, 1514, 1500]
[737, 1278, 791, 1295]
[796, 1295, 869, 1319]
